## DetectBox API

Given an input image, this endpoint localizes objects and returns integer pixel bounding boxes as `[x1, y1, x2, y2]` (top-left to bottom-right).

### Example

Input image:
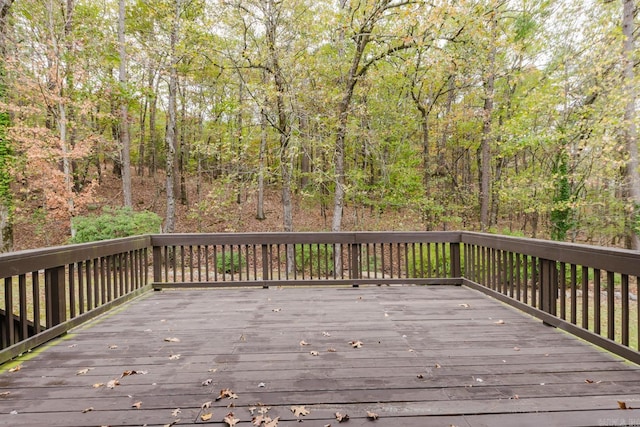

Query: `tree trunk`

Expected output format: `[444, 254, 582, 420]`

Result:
[480, 15, 496, 232]
[622, 0, 640, 250]
[119, 0, 132, 207]
[163, 1, 179, 234]
[0, 0, 13, 253]
[256, 103, 267, 220]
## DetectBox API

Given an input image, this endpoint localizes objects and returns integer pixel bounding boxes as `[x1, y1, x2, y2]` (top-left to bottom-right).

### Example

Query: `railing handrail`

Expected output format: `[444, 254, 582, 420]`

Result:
[0, 235, 151, 278]
[462, 232, 640, 277]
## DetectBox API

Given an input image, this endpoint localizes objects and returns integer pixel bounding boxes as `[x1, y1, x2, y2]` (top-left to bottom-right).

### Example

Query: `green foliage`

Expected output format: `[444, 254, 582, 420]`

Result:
[216, 250, 246, 274]
[550, 150, 574, 241]
[295, 244, 333, 275]
[408, 244, 452, 278]
[70, 207, 162, 243]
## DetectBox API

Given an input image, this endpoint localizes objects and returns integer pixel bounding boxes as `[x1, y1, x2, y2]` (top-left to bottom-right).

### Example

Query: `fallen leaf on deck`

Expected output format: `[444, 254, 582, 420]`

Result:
[310, 350, 320, 356]
[164, 421, 179, 427]
[81, 407, 93, 413]
[108, 345, 118, 349]
[169, 354, 181, 360]
[171, 408, 181, 416]
[121, 370, 144, 378]
[585, 379, 594, 384]
[417, 374, 424, 379]
[202, 379, 213, 386]
[68, 344, 77, 348]
[217, 388, 238, 400]
[264, 417, 280, 427]
[131, 401, 142, 409]
[291, 405, 310, 417]
[272, 308, 281, 312]
[258, 406, 270, 414]
[618, 401, 631, 409]
[239, 334, 246, 341]
[224, 412, 240, 426]
[253, 414, 270, 425]
[458, 303, 470, 308]
[106, 379, 120, 388]
[335, 412, 349, 422]
[366, 411, 379, 420]
[209, 368, 218, 373]
[327, 348, 337, 352]
[322, 332, 331, 337]
[201, 412, 213, 421]
[92, 383, 104, 388]
[258, 382, 266, 388]
[349, 340, 363, 348]
[0, 392, 10, 397]
[494, 320, 505, 325]
[300, 340, 310, 346]
[435, 363, 442, 368]
[8, 365, 21, 373]
[202, 401, 212, 409]
[164, 337, 180, 342]
[513, 347, 520, 351]
[76, 368, 92, 375]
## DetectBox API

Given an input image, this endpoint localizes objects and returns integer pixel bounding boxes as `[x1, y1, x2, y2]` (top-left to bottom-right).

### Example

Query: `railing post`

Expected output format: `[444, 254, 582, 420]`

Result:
[262, 244, 270, 288]
[450, 242, 461, 279]
[45, 266, 67, 328]
[153, 246, 162, 290]
[539, 258, 557, 317]
[350, 243, 361, 287]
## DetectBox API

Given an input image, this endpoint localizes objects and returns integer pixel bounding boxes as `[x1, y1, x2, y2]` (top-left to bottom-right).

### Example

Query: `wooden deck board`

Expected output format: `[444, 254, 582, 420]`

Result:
[0, 285, 639, 426]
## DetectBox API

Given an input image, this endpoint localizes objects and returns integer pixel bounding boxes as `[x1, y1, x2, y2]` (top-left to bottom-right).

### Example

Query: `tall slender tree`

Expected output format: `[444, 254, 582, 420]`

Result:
[0, 0, 14, 253]
[119, 0, 132, 207]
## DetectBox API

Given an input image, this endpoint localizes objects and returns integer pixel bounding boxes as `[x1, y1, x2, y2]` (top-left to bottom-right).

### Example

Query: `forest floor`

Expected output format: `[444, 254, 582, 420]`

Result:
[12, 169, 426, 251]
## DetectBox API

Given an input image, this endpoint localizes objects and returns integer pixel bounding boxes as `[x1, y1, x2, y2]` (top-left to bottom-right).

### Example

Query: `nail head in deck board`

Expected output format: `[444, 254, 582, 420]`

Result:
[0, 286, 639, 426]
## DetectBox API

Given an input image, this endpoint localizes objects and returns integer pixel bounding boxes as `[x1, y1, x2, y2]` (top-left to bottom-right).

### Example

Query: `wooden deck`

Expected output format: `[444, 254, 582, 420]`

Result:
[0, 285, 639, 426]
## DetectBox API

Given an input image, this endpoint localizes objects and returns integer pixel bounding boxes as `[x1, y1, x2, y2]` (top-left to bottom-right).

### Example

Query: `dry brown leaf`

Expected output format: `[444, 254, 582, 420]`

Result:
[585, 379, 594, 384]
[201, 401, 212, 409]
[0, 392, 10, 397]
[164, 337, 180, 342]
[209, 368, 218, 373]
[322, 332, 331, 337]
[171, 408, 181, 416]
[272, 308, 281, 312]
[299, 340, 310, 346]
[163, 421, 180, 427]
[291, 405, 310, 417]
[202, 378, 213, 386]
[131, 401, 142, 409]
[335, 412, 349, 422]
[76, 368, 92, 375]
[252, 414, 270, 426]
[169, 354, 181, 360]
[201, 412, 213, 421]
[618, 401, 631, 409]
[366, 411, 379, 420]
[435, 363, 442, 368]
[310, 351, 320, 356]
[264, 417, 280, 427]
[494, 319, 505, 325]
[239, 334, 246, 341]
[258, 406, 270, 414]
[217, 388, 238, 400]
[108, 344, 118, 349]
[349, 340, 363, 348]
[417, 374, 424, 379]
[224, 412, 240, 426]
[458, 303, 470, 308]
[121, 370, 144, 378]
[92, 383, 104, 388]
[513, 347, 520, 351]
[327, 348, 337, 352]
[8, 365, 21, 373]
[106, 379, 120, 389]
[81, 407, 94, 413]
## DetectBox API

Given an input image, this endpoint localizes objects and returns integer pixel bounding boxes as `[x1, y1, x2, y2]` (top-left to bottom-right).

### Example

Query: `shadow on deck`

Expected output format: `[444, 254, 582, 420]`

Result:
[0, 285, 639, 426]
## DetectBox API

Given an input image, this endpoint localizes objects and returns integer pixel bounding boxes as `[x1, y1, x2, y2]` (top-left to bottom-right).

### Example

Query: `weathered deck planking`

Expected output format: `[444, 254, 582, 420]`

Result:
[0, 285, 639, 426]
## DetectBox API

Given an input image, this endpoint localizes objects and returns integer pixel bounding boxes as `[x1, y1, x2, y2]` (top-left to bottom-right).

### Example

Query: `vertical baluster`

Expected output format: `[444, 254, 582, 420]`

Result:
[607, 271, 615, 340]
[32, 272, 41, 334]
[621, 274, 629, 346]
[594, 269, 601, 335]
[19, 274, 27, 340]
[4, 277, 13, 347]
[69, 262, 76, 318]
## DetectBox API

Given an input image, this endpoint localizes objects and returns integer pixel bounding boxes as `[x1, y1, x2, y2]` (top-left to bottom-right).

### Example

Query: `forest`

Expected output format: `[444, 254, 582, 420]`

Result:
[0, 0, 639, 252]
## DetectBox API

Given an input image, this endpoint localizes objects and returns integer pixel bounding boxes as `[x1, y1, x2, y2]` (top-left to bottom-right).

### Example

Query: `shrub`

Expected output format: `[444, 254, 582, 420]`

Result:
[70, 207, 162, 243]
[216, 250, 246, 274]
[295, 244, 333, 275]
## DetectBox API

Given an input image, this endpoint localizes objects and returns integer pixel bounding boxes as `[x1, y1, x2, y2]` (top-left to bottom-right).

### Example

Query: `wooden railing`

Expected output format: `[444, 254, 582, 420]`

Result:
[0, 231, 638, 365]
[462, 232, 640, 364]
[150, 232, 462, 288]
[0, 236, 151, 364]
